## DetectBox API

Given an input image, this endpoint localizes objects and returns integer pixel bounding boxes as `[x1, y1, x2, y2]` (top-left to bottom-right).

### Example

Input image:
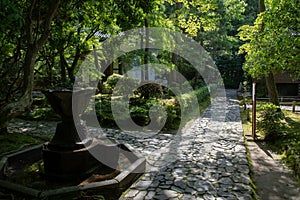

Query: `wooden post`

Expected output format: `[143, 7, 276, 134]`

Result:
[252, 82, 257, 140]
[292, 101, 296, 113]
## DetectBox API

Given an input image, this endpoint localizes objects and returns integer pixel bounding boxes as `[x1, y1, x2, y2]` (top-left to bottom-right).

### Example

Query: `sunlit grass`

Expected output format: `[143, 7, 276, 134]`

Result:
[240, 107, 252, 136]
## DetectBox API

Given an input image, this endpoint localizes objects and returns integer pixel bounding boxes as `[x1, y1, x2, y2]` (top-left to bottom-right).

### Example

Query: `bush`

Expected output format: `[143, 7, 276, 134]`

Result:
[102, 74, 138, 95]
[95, 95, 116, 127]
[105, 74, 123, 89]
[284, 141, 300, 180]
[95, 86, 210, 131]
[135, 82, 163, 99]
[256, 103, 285, 140]
[19, 96, 60, 121]
[194, 86, 210, 104]
[163, 98, 180, 130]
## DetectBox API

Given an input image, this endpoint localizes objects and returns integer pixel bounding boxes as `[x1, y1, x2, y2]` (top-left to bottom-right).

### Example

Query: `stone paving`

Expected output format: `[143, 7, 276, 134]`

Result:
[8, 90, 253, 199]
[103, 90, 253, 199]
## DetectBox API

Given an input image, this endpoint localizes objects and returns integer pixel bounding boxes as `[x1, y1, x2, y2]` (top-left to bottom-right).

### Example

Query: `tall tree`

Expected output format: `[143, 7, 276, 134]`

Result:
[239, 0, 299, 105]
[259, 0, 279, 106]
[0, 0, 61, 133]
[164, 0, 250, 88]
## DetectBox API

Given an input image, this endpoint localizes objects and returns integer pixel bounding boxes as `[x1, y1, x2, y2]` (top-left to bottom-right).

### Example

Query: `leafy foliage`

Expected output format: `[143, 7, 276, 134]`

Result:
[284, 140, 300, 181]
[238, 0, 300, 78]
[0, 0, 264, 132]
[95, 85, 210, 131]
[136, 82, 164, 99]
[256, 103, 285, 140]
[102, 74, 139, 95]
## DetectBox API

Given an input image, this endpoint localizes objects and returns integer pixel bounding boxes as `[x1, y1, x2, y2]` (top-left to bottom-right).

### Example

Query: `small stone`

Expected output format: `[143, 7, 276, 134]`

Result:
[132, 180, 152, 190]
[187, 176, 199, 182]
[151, 180, 160, 187]
[203, 194, 215, 200]
[153, 194, 169, 200]
[237, 165, 250, 174]
[159, 184, 171, 189]
[125, 189, 139, 198]
[225, 166, 235, 173]
[194, 180, 214, 193]
[174, 179, 186, 189]
[134, 191, 147, 199]
[233, 193, 253, 200]
[156, 189, 179, 198]
[233, 183, 252, 193]
[239, 158, 249, 165]
[145, 191, 156, 199]
[171, 186, 185, 193]
[181, 194, 193, 200]
[218, 177, 233, 185]
[185, 187, 197, 195]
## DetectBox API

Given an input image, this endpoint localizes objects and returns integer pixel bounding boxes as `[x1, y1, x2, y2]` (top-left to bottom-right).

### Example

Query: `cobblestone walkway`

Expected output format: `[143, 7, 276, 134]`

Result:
[8, 90, 253, 199]
[105, 90, 253, 200]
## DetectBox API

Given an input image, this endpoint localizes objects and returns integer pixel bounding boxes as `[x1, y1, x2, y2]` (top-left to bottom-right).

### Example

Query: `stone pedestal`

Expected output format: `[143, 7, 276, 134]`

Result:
[43, 143, 99, 181]
[43, 142, 119, 181]
[42, 89, 119, 181]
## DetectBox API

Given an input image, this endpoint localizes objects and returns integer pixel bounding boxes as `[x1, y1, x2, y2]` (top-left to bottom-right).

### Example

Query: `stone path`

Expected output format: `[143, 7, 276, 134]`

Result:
[8, 90, 253, 199]
[104, 90, 253, 199]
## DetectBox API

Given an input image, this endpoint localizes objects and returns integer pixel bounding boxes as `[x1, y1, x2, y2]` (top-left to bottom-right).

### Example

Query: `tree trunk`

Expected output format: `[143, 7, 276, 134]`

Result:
[0, 0, 61, 134]
[259, 0, 279, 105]
[118, 57, 123, 75]
[60, 53, 67, 84]
[144, 18, 149, 81]
[67, 45, 82, 83]
[265, 72, 280, 106]
[140, 33, 144, 81]
[93, 45, 100, 70]
[168, 2, 182, 87]
[0, 48, 37, 134]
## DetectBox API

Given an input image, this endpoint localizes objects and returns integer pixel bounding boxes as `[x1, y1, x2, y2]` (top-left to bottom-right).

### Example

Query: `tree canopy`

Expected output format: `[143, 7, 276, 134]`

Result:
[239, 0, 300, 78]
[0, 0, 263, 132]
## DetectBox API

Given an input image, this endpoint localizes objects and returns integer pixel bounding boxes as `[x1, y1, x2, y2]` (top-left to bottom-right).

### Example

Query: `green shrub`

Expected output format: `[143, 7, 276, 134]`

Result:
[20, 107, 60, 121]
[194, 86, 210, 105]
[95, 86, 210, 131]
[163, 98, 180, 130]
[256, 103, 285, 140]
[105, 74, 123, 89]
[130, 105, 150, 126]
[95, 95, 116, 127]
[103, 74, 138, 95]
[135, 82, 163, 99]
[283, 141, 300, 180]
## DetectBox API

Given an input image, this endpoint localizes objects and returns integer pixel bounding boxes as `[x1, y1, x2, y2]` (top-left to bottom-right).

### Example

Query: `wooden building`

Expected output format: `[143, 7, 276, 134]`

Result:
[257, 73, 300, 97]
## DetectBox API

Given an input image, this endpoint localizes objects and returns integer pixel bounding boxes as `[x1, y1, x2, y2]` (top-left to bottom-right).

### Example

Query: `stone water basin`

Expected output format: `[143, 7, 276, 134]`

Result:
[0, 142, 145, 199]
